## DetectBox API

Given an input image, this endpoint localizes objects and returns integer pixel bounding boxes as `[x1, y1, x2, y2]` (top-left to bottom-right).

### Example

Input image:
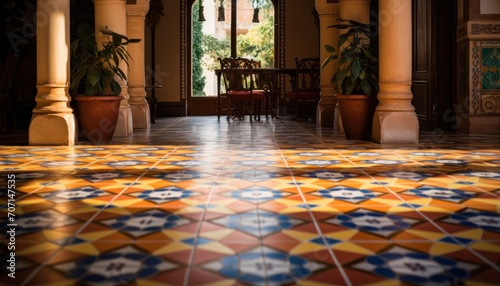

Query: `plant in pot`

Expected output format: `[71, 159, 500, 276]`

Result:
[322, 18, 379, 140]
[70, 23, 140, 143]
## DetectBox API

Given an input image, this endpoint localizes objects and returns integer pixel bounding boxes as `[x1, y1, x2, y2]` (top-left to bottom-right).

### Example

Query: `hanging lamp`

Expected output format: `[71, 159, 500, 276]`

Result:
[198, 0, 206, 21]
[217, 0, 225, 21]
[252, 0, 261, 23]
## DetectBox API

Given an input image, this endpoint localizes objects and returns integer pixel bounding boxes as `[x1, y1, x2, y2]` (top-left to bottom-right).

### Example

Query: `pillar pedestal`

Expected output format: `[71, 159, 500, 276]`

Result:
[315, 0, 340, 128]
[29, 0, 76, 146]
[94, 0, 133, 138]
[372, 0, 419, 144]
[126, 0, 150, 131]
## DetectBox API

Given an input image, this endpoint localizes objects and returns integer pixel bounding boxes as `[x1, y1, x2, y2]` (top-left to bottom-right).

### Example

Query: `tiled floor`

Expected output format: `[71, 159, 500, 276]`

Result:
[1, 116, 499, 286]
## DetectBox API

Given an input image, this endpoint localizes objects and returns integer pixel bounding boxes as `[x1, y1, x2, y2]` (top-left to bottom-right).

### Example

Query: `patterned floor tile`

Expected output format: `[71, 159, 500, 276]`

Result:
[1, 117, 499, 285]
[198, 245, 328, 285]
[343, 245, 497, 285]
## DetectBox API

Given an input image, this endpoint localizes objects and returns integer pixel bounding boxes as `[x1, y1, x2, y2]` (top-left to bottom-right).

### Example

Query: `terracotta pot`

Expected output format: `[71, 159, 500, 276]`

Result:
[75, 96, 123, 143]
[336, 94, 377, 140]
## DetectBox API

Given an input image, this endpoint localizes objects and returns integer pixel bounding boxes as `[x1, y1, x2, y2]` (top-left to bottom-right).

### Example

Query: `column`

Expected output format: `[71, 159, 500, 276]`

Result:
[339, 0, 369, 22]
[94, 0, 133, 138]
[372, 0, 419, 144]
[315, 0, 340, 128]
[126, 0, 150, 130]
[29, 0, 77, 145]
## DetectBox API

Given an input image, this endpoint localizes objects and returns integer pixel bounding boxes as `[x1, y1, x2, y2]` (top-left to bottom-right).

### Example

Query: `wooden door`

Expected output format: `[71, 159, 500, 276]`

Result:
[411, 0, 456, 131]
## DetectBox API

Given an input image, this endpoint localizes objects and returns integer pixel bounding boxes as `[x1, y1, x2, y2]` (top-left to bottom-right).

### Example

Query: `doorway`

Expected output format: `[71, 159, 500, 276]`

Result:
[189, 0, 275, 115]
[411, 0, 457, 131]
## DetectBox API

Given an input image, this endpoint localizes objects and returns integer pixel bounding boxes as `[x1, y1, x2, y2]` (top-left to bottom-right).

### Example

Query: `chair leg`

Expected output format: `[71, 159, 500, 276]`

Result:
[296, 99, 299, 120]
[265, 95, 269, 118]
[242, 101, 245, 120]
[257, 101, 261, 121]
[253, 101, 258, 121]
[303, 99, 307, 121]
[237, 101, 243, 120]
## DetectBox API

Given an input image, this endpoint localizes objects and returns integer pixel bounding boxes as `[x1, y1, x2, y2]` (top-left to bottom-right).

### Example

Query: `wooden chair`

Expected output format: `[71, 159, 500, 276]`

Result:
[286, 57, 320, 121]
[217, 57, 234, 119]
[221, 58, 266, 121]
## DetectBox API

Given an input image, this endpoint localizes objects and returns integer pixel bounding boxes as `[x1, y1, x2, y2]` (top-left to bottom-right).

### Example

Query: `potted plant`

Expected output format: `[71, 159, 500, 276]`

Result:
[322, 18, 379, 140]
[70, 23, 140, 143]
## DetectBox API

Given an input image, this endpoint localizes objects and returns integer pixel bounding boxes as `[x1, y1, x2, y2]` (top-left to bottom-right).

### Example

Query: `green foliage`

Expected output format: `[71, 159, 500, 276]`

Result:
[237, 8, 274, 67]
[199, 2, 274, 71]
[192, 0, 206, 96]
[322, 19, 378, 97]
[201, 34, 230, 71]
[191, 0, 274, 96]
[70, 23, 140, 96]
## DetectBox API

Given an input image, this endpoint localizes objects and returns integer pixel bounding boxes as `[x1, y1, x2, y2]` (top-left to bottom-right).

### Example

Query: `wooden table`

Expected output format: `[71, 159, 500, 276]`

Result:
[214, 68, 298, 120]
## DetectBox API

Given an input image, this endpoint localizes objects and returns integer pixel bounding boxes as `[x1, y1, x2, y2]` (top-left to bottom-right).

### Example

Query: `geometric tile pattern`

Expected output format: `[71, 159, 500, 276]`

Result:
[201, 246, 326, 286]
[53, 246, 178, 285]
[99, 209, 192, 237]
[1, 117, 499, 285]
[352, 246, 480, 285]
[211, 210, 303, 237]
[325, 209, 420, 237]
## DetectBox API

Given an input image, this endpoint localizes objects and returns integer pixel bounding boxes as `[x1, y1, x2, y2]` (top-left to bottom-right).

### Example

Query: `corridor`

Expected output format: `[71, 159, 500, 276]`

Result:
[1, 117, 499, 285]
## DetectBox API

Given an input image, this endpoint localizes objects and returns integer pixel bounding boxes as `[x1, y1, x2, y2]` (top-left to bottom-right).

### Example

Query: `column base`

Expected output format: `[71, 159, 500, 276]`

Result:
[131, 103, 151, 130]
[29, 113, 77, 146]
[316, 100, 335, 128]
[372, 110, 419, 144]
[316, 93, 336, 127]
[113, 106, 133, 138]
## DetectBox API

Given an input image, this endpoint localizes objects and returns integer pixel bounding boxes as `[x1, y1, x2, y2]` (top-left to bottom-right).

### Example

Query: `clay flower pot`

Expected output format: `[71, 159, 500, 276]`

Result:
[336, 94, 377, 140]
[75, 96, 123, 143]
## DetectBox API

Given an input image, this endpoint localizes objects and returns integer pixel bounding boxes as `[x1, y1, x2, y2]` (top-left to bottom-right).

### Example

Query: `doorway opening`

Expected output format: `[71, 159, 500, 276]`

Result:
[189, 0, 275, 115]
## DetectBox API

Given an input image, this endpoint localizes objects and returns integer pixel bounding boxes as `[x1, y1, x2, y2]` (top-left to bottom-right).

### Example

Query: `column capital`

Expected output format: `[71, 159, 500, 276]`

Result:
[315, 0, 340, 16]
[126, 0, 150, 17]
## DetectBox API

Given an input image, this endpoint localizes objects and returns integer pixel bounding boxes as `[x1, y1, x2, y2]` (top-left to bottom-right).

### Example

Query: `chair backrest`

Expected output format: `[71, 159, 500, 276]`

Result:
[219, 57, 260, 92]
[293, 57, 320, 92]
[218, 57, 235, 94]
[218, 57, 260, 69]
[233, 57, 260, 69]
[219, 57, 234, 70]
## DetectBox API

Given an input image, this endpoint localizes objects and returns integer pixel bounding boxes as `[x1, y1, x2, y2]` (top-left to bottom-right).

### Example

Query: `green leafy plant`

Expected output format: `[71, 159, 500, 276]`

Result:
[322, 18, 378, 97]
[192, 0, 206, 96]
[70, 23, 140, 96]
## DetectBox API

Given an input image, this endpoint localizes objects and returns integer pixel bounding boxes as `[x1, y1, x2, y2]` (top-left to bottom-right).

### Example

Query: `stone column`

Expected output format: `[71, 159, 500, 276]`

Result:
[29, 0, 77, 145]
[315, 0, 340, 128]
[339, 0, 369, 22]
[126, 0, 150, 130]
[372, 0, 419, 144]
[94, 0, 133, 138]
